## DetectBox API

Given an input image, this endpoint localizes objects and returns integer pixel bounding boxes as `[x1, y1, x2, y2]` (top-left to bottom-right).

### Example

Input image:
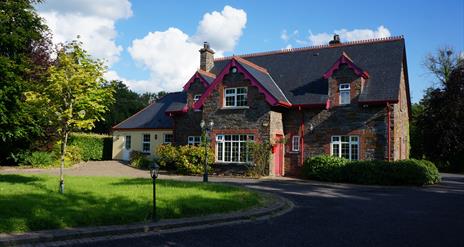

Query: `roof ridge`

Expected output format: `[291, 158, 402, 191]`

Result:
[215, 36, 404, 61]
[233, 56, 269, 74]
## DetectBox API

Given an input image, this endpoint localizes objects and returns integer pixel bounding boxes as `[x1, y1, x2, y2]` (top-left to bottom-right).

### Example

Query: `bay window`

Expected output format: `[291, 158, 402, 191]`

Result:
[216, 134, 254, 163]
[224, 87, 248, 107]
[331, 135, 359, 160]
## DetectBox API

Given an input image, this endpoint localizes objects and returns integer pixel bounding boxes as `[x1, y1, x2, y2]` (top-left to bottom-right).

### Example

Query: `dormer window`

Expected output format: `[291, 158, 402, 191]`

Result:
[193, 94, 201, 102]
[230, 66, 238, 73]
[224, 87, 247, 107]
[339, 83, 351, 105]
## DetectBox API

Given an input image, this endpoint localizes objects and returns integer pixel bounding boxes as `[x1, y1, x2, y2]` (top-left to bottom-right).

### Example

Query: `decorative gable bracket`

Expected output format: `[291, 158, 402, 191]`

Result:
[323, 52, 369, 80]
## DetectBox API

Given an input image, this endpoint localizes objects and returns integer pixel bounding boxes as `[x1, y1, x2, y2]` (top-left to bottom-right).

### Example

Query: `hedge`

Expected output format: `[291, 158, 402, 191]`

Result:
[68, 133, 112, 161]
[302, 155, 441, 185]
[155, 144, 214, 175]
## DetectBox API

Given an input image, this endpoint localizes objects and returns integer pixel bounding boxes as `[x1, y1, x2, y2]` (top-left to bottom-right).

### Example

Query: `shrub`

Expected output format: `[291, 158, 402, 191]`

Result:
[302, 155, 348, 182]
[129, 151, 152, 170]
[68, 133, 112, 161]
[302, 155, 441, 186]
[155, 144, 214, 175]
[22, 151, 55, 167]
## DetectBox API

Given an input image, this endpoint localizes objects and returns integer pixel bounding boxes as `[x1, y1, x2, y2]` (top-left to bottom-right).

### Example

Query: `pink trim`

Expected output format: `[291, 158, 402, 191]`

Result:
[182, 72, 210, 91]
[193, 57, 290, 110]
[358, 99, 398, 105]
[323, 53, 369, 79]
[291, 103, 325, 109]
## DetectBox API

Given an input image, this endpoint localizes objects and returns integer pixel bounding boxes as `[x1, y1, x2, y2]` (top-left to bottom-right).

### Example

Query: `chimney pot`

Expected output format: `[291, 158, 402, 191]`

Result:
[329, 34, 341, 45]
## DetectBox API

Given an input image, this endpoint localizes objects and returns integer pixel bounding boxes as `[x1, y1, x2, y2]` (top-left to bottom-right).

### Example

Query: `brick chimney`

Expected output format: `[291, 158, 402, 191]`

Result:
[329, 34, 341, 45]
[199, 42, 215, 72]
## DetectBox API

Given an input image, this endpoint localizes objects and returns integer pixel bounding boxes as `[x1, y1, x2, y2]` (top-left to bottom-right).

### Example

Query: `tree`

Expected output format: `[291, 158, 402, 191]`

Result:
[0, 0, 52, 163]
[414, 48, 464, 171]
[27, 40, 114, 193]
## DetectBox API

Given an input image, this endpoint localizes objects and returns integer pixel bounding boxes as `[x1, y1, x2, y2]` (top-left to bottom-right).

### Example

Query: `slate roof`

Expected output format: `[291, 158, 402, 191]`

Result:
[211, 37, 406, 104]
[236, 58, 291, 105]
[112, 92, 186, 130]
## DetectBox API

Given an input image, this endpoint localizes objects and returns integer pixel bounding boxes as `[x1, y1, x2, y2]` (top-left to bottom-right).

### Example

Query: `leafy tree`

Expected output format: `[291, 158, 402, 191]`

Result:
[27, 40, 114, 193]
[0, 0, 52, 163]
[414, 48, 464, 172]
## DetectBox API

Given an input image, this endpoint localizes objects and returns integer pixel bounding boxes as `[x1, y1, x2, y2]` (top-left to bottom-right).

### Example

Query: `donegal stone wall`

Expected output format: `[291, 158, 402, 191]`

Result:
[202, 72, 272, 143]
[173, 79, 206, 145]
[283, 105, 388, 175]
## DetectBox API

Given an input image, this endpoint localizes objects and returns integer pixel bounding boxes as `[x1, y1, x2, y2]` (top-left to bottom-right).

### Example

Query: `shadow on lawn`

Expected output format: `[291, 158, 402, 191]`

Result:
[0, 174, 44, 184]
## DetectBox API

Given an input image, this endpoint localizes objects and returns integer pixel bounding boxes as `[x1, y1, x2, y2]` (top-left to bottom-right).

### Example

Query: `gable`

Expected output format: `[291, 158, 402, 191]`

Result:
[193, 57, 291, 110]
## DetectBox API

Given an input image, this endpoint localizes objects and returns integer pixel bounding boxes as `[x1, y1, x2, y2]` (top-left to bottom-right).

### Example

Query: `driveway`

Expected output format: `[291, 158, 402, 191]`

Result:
[2, 162, 464, 246]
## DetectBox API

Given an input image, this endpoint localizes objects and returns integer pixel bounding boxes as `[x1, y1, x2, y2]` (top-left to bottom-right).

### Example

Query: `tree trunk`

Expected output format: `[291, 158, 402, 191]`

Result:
[59, 131, 68, 194]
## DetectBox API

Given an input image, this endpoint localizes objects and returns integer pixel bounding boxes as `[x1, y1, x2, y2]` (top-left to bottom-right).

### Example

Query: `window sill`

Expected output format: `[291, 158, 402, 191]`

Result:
[221, 106, 249, 110]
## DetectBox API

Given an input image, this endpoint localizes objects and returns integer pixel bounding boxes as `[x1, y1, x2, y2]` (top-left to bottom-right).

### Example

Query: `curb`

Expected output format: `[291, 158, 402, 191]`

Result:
[0, 192, 292, 246]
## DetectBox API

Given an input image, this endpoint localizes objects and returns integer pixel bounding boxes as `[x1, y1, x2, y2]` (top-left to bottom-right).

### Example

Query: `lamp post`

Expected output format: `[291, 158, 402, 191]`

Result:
[149, 162, 160, 221]
[200, 120, 214, 182]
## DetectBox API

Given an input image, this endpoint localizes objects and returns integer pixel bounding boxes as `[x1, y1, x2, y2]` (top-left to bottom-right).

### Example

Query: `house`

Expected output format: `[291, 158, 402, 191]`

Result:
[112, 35, 411, 176]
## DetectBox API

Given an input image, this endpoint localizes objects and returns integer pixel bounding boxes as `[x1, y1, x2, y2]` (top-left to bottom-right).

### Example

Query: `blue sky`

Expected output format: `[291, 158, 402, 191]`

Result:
[37, 0, 464, 103]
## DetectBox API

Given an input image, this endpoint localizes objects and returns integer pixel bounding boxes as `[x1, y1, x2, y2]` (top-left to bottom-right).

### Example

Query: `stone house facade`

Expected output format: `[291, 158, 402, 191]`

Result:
[116, 36, 411, 176]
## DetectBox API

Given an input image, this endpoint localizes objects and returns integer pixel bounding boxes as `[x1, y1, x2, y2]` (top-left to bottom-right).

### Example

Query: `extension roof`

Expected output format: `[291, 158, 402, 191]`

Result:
[112, 92, 186, 130]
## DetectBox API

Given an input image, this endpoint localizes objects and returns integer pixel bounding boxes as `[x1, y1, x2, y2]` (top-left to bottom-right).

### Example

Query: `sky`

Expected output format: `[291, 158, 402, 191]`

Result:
[35, 0, 464, 103]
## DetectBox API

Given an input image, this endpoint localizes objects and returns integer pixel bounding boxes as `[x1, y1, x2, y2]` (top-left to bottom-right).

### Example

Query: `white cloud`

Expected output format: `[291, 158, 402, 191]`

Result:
[126, 6, 247, 92]
[36, 0, 132, 65]
[308, 26, 391, 45]
[191, 5, 247, 52]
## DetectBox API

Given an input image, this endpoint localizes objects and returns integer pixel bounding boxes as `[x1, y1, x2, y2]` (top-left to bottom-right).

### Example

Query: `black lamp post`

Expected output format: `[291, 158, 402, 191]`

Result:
[149, 162, 160, 220]
[200, 120, 214, 182]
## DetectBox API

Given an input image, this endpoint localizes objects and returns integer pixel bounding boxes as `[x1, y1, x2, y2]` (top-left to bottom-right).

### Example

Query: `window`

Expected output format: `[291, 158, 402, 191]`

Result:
[125, 135, 131, 149]
[224, 87, 248, 107]
[188, 136, 201, 146]
[331, 135, 359, 160]
[339, 83, 351, 105]
[193, 94, 201, 102]
[164, 134, 173, 144]
[292, 135, 300, 152]
[142, 134, 150, 154]
[216, 134, 254, 163]
[230, 66, 238, 73]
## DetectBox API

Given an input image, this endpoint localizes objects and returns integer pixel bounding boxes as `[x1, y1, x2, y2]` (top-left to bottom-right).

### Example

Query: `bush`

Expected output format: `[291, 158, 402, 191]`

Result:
[302, 155, 441, 185]
[155, 144, 214, 175]
[129, 151, 152, 170]
[247, 142, 271, 177]
[68, 133, 112, 161]
[302, 155, 348, 182]
[23, 151, 55, 167]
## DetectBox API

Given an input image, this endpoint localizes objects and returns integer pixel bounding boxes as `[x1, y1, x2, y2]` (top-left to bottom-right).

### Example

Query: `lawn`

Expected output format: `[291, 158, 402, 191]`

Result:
[0, 174, 263, 233]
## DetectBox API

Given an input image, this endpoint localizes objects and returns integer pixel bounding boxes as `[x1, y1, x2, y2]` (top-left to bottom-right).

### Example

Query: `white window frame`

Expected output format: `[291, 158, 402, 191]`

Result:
[193, 94, 201, 102]
[331, 135, 359, 160]
[188, 136, 201, 146]
[292, 135, 300, 152]
[125, 135, 131, 150]
[142, 134, 150, 154]
[163, 134, 173, 144]
[339, 83, 351, 105]
[216, 134, 254, 163]
[224, 87, 248, 108]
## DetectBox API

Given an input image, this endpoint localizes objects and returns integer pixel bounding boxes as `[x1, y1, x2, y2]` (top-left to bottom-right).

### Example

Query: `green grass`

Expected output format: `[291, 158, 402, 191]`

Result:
[0, 174, 263, 233]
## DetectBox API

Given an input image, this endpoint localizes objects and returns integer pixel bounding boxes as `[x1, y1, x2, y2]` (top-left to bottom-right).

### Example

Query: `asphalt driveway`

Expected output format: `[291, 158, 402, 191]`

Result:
[77, 172, 463, 247]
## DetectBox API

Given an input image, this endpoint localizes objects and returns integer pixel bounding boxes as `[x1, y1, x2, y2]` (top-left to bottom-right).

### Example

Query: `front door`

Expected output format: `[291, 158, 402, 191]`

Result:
[274, 135, 284, 176]
[122, 135, 131, 161]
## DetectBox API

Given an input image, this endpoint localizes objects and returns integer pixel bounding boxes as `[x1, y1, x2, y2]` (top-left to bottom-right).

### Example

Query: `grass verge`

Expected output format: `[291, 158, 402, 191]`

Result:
[0, 174, 263, 233]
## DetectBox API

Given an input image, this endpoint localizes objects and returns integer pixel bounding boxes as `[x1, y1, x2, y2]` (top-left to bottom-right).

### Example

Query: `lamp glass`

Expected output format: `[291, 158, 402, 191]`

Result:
[200, 120, 205, 129]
